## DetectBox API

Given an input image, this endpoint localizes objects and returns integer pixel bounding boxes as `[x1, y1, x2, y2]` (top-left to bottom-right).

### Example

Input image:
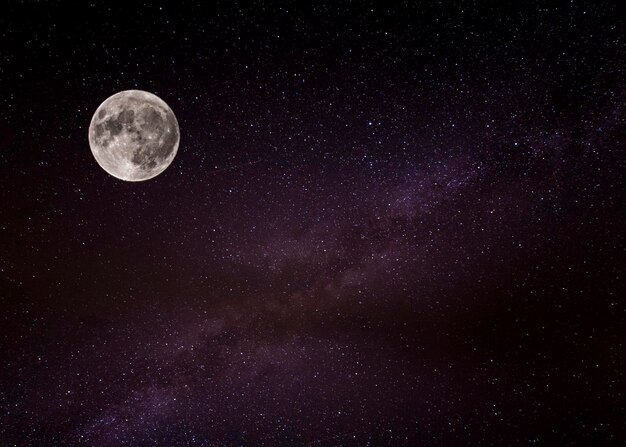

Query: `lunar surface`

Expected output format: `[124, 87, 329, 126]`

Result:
[88, 90, 179, 181]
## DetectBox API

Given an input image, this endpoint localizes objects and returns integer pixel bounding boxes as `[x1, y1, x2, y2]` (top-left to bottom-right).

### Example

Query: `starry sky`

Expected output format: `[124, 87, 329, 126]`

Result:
[1, 1, 624, 446]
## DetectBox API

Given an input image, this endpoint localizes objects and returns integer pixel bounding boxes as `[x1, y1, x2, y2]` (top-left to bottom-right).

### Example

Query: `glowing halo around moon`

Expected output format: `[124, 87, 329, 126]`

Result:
[88, 90, 180, 181]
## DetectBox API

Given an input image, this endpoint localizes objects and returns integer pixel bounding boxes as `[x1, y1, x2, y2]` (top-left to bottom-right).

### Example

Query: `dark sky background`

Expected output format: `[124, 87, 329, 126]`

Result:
[1, 1, 624, 445]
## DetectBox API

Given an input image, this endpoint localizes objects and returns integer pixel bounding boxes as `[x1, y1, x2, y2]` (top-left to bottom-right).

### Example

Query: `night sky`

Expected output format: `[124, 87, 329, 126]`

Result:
[1, 1, 624, 446]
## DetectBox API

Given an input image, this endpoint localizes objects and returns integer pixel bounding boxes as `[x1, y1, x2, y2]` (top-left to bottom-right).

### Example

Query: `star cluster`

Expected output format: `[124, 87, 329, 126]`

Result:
[1, 1, 624, 446]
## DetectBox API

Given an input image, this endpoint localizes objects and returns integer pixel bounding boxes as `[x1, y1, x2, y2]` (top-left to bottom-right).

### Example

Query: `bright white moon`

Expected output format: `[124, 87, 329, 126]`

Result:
[88, 90, 180, 181]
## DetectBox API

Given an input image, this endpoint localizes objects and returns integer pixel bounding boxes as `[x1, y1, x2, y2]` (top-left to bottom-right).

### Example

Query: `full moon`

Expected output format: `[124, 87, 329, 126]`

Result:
[88, 90, 180, 181]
